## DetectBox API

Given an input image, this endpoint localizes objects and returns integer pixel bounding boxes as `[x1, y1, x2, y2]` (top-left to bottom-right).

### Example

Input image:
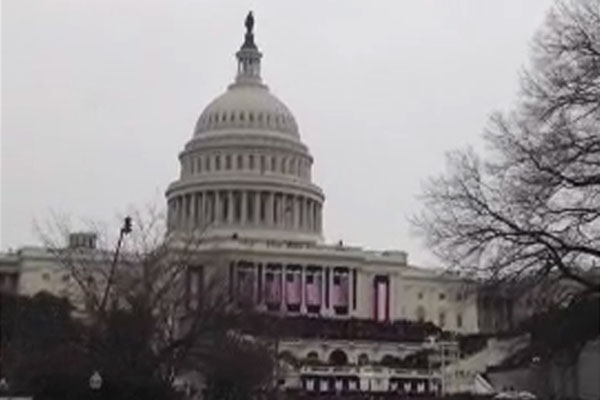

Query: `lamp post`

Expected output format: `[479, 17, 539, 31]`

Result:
[99, 216, 132, 313]
[89, 371, 103, 391]
[424, 335, 446, 396]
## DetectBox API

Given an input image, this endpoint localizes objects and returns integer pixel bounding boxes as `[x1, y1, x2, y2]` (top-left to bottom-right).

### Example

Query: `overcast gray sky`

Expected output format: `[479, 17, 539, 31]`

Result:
[2, 0, 554, 266]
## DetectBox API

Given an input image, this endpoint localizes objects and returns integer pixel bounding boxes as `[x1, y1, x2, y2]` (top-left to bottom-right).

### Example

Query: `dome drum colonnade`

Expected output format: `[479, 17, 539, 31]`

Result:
[166, 12, 324, 243]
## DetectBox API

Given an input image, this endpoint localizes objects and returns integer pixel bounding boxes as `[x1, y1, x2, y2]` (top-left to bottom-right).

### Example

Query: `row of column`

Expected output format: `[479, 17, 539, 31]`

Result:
[232, 261, 356, 316]
[168, 190, 323, 233]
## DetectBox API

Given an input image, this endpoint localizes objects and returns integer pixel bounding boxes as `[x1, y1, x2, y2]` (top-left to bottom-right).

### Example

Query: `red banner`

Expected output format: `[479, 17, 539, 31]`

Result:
[285, 270, 301, 306]
[265, 271, 282, 306]
[332, 273, 349, 307]
[305, 272, 322, 306]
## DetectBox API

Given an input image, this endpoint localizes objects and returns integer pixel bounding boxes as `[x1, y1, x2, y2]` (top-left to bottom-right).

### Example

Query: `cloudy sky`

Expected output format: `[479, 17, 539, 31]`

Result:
[2, 0, 554, 266]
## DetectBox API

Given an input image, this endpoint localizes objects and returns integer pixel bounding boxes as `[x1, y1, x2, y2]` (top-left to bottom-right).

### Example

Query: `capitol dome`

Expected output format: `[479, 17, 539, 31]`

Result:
[194, 84, 300, 137]
[166, 12, 324, 243]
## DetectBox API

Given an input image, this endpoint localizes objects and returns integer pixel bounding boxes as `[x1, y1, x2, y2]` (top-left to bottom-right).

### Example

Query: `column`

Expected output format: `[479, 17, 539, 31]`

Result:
[214, 191, 222, 225]
[228, 190, 234, 224]
[307, 200, 313, 231]
[273, 194, 279, 227]
[279, 194, 286, 228]
[241, 190, 247, 225]
[254, 191, 261, 225]
[305, 199, 311, 231]
[190, 193, 196, 231]
[266, 192, 274, 227]
[179, 195, 185, 229]
[204, 191, 211, 224]
[299, 197, 304, 230]
[198, 192, 204, 228]
[293, 195, 300, 229]
[317, 204, 322, 232]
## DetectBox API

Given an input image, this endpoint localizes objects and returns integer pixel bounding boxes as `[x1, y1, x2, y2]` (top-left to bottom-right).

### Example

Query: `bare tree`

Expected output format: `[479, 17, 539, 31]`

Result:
[36, 205, 273, 398]
[413, 0, 600, 294]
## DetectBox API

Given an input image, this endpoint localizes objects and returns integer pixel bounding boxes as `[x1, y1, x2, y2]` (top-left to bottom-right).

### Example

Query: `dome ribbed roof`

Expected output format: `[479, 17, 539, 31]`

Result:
[193, 83, 299, 137]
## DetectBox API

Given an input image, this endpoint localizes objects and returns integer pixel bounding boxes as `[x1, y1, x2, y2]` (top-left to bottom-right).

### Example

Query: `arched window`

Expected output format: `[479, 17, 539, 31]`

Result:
[215, 155, 221, 171]
[237, 155, 243, 170]
[249, 154, 255, 170]
[306, 351, 319, 363]
[225, 154, 231, 170]
[328, 349, 348, 366]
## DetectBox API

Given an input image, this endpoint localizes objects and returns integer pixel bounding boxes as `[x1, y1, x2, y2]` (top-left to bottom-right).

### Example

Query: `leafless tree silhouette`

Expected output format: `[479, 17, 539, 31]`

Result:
[413, 0, 600, 294]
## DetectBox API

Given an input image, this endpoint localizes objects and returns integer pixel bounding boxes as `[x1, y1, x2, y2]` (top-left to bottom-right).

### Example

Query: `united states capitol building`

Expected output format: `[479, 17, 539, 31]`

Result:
[1, 14, 556, 396]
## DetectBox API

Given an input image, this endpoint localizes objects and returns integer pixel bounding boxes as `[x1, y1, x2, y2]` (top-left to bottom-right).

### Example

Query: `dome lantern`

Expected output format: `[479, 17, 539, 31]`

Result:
[235, 11, 262, 85]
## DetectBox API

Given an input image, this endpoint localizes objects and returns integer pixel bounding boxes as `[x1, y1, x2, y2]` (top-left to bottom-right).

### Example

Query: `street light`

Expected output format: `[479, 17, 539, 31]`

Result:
[89, 371, 103, 391]
[424, 335, 446, 396]
[99, 216, 133, 312]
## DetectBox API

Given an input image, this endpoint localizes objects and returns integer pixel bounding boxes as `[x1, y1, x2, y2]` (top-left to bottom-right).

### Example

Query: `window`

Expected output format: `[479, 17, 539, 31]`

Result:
[306, 275, 314, 284]
[439, 292, 446, 301]
[457, 313, 463, 328]
[197, 157, 202, 173]
[416, 306, 426, 322]
[205, 157, 211, 172]
[225, 155, 231, 170]
[237, 155, 243, 169]
[271, 156, 276, 171]
[456, 292, 463, 301]
[42, 272, 51, 281]
[260, 155, 266, 173]
[418, 292, 424, 300]
[438, 311, 446, 327]
[215, 155, 221, 170]
[249, 155, 255, 170]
